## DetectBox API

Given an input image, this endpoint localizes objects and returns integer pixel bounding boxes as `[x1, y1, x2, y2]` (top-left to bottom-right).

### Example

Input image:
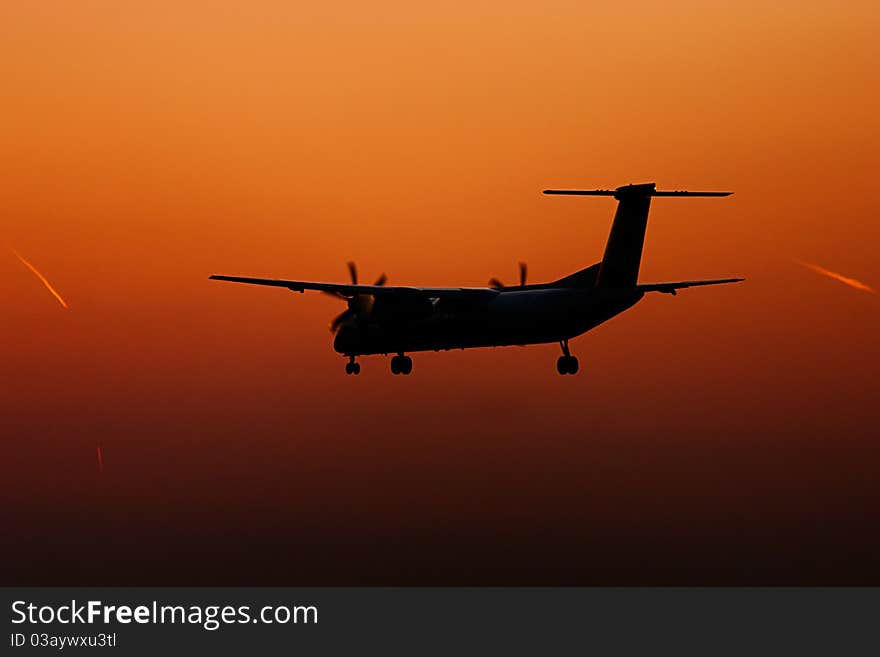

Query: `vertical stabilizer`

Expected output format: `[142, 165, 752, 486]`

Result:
[596, 183, 655, 288]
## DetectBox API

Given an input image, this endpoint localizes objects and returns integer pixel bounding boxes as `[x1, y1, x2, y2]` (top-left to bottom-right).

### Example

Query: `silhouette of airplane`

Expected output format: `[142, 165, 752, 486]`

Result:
[211, 183, 743, 375]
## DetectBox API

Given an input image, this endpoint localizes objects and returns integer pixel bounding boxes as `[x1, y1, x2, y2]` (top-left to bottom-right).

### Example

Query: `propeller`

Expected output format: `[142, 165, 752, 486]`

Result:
[329, 307, 352, 332]
[327, 261, 387, 332]
[489, 262, 528, 289]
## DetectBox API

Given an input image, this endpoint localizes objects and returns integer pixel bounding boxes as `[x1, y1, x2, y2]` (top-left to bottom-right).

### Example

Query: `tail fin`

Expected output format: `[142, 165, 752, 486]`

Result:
[543, 183, 732, 288]
[549, 262, 601, 288]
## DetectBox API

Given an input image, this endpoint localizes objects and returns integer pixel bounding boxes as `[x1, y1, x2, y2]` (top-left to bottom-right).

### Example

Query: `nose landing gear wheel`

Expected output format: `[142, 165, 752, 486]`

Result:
[556, 339, 579, 375]
[345, 358, 360, 375]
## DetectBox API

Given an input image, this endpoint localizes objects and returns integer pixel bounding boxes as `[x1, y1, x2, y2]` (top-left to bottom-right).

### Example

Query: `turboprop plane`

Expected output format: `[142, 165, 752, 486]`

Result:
[210, 182, 743, 375]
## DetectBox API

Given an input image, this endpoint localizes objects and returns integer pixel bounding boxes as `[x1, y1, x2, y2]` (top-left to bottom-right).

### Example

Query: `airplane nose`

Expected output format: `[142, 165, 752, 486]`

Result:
[333, 325, 359, 354]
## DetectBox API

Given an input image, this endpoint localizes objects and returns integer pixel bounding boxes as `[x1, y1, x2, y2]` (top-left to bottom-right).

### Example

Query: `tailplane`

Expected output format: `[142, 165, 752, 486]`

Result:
[543, 184, 732, 288]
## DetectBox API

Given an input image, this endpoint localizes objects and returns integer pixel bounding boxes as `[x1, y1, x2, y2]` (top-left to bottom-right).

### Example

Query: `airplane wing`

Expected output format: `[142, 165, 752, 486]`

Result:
[636, 278, 744, 295]
[209, 275, 499, 299]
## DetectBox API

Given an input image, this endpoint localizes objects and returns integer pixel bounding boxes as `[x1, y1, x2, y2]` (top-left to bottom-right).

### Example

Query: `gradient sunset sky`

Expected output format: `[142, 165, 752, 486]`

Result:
[2, 1, 878, 584]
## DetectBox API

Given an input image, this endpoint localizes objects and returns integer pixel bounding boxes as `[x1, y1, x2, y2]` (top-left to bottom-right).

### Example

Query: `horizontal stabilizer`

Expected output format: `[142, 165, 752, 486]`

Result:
[543, 188, 732, 197]
[637, 278, 744, 295]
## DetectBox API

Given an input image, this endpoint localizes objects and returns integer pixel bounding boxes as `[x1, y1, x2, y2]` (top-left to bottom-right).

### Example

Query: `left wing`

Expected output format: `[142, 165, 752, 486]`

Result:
[209, 275, 499, 300]
[637, 278, 744, 295]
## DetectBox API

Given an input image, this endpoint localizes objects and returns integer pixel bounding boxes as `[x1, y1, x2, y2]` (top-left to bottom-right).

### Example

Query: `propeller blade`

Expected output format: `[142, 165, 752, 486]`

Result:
[320, 290, 347, 300]
[346, 261, 358, 285]
[373, 273, 387, 286]
[488, 277, 505, 289]
[519, 262, 527, 286]
[329, 309, 353, 332]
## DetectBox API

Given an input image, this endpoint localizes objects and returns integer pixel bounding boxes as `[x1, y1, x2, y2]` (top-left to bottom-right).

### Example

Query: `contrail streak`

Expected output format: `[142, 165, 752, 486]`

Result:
[796, 260, 874, 294]
[10, 248, 70, 308]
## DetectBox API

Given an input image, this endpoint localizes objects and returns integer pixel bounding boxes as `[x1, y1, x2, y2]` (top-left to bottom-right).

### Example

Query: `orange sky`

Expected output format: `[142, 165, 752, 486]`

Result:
[2, 1, 878, 584]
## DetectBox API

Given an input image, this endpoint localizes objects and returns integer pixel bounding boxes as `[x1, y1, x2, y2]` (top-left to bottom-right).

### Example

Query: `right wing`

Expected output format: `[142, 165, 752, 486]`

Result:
[637, 278, 744, 295]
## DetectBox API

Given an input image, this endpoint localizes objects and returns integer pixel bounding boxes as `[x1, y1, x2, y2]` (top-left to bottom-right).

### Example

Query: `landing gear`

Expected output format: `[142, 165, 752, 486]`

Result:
[556, 356, 579, 375]
[390, 353, 413, 375]
[345, 356, 361, 375]
[556, 339, 579, 375]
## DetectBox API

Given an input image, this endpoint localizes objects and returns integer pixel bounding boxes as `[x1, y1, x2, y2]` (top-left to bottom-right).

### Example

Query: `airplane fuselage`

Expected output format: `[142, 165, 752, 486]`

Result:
[333, 287, 644, 356]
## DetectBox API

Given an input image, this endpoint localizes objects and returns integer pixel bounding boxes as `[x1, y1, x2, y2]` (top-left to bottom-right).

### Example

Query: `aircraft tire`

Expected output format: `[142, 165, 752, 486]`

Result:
[557, 356, 579, 375]
[556, 356, 568, 375]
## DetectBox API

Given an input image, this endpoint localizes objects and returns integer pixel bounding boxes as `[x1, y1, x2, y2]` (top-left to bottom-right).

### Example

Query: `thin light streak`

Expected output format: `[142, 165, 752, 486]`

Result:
[796, 260, 874, 294]
[10, 248, 70, 308]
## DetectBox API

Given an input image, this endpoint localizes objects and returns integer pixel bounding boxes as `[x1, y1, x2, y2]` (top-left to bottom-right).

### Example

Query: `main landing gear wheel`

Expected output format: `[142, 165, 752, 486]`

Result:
[390, 354, 413, 375]
[556, 339, 579, 375]
[345, 358, 361, 375]
[556, 356, 579, 375]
